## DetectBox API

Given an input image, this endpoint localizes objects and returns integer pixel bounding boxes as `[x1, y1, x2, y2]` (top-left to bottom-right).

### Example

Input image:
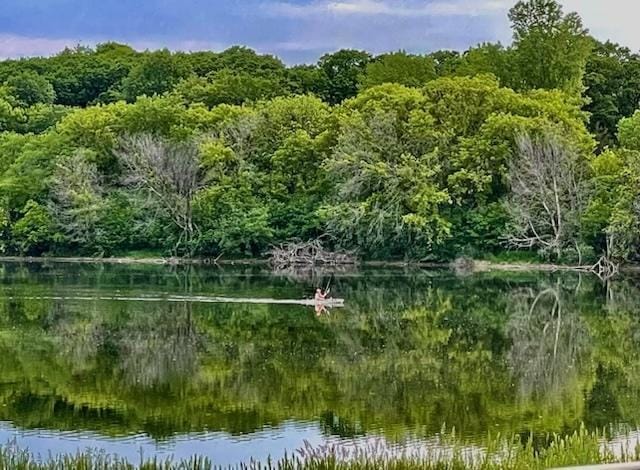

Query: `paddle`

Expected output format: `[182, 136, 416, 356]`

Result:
[324, 273, 333, 296]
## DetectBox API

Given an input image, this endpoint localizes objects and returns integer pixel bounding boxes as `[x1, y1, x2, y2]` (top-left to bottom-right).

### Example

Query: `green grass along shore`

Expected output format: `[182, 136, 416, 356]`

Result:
[2, 428, 640, 469]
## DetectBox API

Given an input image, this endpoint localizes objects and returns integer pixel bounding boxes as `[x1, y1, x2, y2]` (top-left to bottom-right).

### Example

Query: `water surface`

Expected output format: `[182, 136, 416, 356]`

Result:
[1, 262, 639, 465]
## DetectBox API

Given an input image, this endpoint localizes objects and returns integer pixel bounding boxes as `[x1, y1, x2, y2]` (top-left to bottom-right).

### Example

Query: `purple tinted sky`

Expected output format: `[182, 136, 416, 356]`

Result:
[0, 0, 638, 63]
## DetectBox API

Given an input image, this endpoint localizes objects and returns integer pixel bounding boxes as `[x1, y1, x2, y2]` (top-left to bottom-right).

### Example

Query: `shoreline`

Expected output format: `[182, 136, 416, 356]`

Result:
[0, 255, 639, 273]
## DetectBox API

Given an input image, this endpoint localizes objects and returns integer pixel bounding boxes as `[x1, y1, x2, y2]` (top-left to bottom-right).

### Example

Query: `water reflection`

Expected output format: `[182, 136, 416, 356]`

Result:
[1, 263, 640, 462]
[507, 282, 588, 403]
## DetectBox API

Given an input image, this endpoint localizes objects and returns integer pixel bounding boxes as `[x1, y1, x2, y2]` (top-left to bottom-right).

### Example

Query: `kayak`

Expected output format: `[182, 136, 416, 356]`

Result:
[5, 294, 346, 307]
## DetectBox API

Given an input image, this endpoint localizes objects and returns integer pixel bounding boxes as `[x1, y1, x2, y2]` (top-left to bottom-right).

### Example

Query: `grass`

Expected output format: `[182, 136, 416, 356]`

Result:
[479, 250, 547, 264]
[1, 427, 640, 469]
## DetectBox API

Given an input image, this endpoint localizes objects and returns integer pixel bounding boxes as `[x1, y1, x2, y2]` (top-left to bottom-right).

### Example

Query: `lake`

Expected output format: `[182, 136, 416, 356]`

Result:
[1, 261, 639, 466]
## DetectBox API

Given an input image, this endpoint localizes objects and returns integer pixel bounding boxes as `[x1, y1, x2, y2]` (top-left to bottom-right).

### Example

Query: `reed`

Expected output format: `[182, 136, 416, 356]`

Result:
[1, 427, 639, 470]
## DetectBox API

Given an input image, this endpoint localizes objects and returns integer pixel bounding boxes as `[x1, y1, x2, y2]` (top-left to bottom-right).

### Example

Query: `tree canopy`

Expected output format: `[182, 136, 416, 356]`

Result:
[1, 1, 640, 263]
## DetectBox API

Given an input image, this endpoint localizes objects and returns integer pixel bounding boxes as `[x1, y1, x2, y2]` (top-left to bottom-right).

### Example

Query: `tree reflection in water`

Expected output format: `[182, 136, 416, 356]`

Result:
[1, 264, 640, 445]
[117, 302, 201, 388]
[507, 281, 588, 404]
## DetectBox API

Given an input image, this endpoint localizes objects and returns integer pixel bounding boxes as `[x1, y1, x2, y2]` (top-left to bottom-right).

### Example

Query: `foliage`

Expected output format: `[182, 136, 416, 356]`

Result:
[122, 49, 190, 102]
[10, 200, 57, 255]
[359, 51, 436, 89]
[318, 49, 372, 104]
[0, 0, 639, 261]
[454, 43, 514, 87]
[508, 0, 592, 95]
[4, 71, 56, 106]
[584, 40, 640, 149]
[323, 84, 450, 258]
[175, 70, 285, 107]
[619, 111, 640, 151]
[584, 149, 640, 260]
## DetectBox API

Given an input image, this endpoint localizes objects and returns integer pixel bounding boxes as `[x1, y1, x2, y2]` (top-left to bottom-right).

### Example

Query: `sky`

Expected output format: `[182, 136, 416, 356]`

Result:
[0, 0, 639, 64]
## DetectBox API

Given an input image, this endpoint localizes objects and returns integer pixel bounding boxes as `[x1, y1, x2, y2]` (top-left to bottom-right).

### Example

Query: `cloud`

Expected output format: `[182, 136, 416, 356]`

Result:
[562, 0, 640, 52]
[0, 34, 79, 59]
[0, 0, 513, 64]
[0, 33, 230, 59]
[267, 0, 512, 18]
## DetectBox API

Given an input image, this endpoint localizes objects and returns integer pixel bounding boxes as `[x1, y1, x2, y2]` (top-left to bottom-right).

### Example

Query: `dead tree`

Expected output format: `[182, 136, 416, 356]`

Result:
[116, 134, 202, 255]
[506, 133, 586, 260]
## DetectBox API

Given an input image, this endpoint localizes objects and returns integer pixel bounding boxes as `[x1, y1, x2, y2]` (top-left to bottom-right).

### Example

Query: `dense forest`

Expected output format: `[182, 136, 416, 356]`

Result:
[1, 0, 640, 263]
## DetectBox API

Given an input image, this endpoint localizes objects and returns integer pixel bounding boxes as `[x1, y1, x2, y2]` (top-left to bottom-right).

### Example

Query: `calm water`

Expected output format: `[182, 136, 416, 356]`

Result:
[1, 262, 639, 466]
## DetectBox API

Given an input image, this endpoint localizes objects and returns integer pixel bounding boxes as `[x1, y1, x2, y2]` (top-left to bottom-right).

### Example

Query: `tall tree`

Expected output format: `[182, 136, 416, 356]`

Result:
[318, 49, 371, 104]
[584, 40, 640, 149]
[509, 0, 592, 94]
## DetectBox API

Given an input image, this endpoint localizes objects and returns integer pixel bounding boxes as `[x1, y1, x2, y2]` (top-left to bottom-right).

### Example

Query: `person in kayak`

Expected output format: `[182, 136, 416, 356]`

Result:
[315, 288, 328, 316]
[315, 288, 327, 302]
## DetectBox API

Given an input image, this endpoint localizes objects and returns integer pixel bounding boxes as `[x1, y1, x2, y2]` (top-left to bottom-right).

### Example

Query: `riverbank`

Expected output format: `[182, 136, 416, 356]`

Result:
[1, 255, 639, 274]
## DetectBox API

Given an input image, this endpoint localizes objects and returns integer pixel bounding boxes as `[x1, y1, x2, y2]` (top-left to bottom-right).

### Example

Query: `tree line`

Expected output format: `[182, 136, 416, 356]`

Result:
[1, 0, 640, 263]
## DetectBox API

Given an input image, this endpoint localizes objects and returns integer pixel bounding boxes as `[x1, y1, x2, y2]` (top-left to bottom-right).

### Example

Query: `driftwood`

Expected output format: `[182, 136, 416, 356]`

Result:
[267, 239, 357, 268]
[580, 256, 619, 281]
[544, 256, 620, 281]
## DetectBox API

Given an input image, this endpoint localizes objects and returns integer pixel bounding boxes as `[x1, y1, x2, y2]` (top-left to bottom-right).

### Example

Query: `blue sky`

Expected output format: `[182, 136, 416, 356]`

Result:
[1, 0, 639, 63]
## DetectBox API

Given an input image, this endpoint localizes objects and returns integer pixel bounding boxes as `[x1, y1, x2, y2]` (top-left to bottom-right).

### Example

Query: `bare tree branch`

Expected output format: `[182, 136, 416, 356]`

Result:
[505, 133, 586, 260]
[116, 134, 202, 255]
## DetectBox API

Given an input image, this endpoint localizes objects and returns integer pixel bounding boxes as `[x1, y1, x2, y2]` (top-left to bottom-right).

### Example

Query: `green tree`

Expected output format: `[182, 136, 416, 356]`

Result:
[175, 70, 285, 107]
[323, 84, 451, 258]
[194, 140, 273, 256]
[286, 65, 327, 96]
[0, 93, 24, 132]
[0, 132, 68, 213]
[509, 0, 592, 94]
[583, 150, 640, 260]
[49, 150, 109, 255]
[618, 111, 640, 151]
[209, 46, 285, 77]
[5, 71, 56, 106]
[359, 51, 436, 89]
[429, 50, 462, 76]
[318, 49, 371, 104]
[455, 43, 514, 87]
[41, 45, 136, 106]
[11, 200, 57, 255]
[584, 40, 640, 149]
[122, 50, 189, 102]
